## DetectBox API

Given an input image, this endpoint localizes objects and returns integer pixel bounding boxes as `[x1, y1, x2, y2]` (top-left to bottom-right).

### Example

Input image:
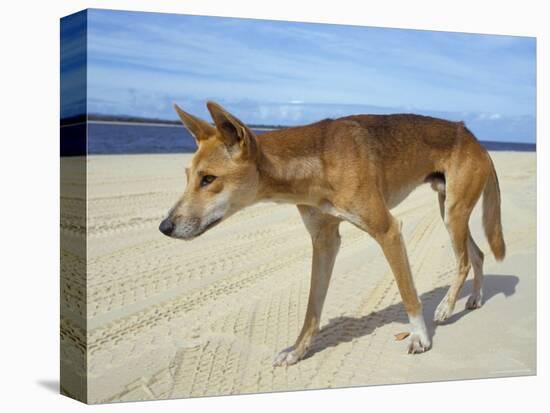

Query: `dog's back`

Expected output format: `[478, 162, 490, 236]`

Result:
[257, 113, 487, 209]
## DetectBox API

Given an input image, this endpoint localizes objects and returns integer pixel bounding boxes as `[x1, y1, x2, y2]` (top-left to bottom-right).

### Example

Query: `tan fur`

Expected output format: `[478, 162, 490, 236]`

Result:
[483, 157, 506, 260]
[160, 101, 506, 365]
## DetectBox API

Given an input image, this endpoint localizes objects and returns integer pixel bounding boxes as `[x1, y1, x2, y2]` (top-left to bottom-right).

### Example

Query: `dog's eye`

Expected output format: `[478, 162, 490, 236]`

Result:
[200, 175, 216, 187]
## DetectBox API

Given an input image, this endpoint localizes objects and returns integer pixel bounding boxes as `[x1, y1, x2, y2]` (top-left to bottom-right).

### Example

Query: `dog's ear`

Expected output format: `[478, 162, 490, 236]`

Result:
[206, 101, 257, 160]
[174, 104, 216, 144]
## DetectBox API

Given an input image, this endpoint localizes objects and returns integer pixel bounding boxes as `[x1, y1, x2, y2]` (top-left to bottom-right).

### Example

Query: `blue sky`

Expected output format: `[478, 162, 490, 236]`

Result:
[62, 9, 536, 142]
[60, 11, 87, 118]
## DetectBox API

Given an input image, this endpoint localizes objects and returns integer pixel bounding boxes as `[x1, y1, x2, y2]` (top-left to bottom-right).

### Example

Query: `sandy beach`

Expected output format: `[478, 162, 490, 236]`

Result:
[60, 151, 536, 403]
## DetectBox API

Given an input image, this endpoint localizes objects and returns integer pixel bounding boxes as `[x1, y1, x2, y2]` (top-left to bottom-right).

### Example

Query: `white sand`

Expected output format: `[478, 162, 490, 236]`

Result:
[63, 151, 536, 403]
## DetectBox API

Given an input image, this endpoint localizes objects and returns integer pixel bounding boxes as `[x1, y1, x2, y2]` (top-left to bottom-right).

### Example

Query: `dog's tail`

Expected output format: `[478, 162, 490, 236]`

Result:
[482, 156, 506, 261]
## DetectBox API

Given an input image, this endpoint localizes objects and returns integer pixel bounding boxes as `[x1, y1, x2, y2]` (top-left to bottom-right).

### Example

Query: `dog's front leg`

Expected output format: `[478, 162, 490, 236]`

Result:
[273, 206, 341, 367]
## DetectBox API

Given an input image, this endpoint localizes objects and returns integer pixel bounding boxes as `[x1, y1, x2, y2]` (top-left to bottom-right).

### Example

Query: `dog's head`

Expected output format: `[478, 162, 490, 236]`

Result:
[159, 101, 260, 240]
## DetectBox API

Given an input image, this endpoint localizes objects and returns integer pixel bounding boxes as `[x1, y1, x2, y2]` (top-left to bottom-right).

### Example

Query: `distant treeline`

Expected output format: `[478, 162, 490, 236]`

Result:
[61, 113, 287, 129]
[60, 114, 87, 126]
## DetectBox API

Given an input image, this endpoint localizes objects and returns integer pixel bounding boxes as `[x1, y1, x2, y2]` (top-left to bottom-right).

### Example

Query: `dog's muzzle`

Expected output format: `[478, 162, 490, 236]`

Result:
[159, 216, 203, 239]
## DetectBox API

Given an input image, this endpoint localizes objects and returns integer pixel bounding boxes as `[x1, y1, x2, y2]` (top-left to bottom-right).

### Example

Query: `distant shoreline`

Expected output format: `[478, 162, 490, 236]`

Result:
[61, 119, 281, 131]
[60, 120, 536, 157]
[64, 120, 537, 147]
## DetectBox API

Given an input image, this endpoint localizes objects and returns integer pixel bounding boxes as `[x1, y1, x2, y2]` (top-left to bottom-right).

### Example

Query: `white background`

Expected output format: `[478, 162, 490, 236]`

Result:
[0, 0, 546, 411]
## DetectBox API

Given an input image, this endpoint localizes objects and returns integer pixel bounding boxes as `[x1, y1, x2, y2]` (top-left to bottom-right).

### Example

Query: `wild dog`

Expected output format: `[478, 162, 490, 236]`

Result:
[159, 101, 506, 366]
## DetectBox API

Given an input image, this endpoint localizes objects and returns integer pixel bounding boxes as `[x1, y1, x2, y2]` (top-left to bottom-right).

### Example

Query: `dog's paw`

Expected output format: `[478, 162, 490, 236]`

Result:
[407, 332, 431, 354]
[434, 295, 454, 323]
[273, 346, 302, 367]
[465, 291, 483, 310]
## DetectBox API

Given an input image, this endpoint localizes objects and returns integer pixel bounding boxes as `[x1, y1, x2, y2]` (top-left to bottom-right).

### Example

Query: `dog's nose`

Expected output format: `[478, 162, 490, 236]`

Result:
[159, 218, 174, 236]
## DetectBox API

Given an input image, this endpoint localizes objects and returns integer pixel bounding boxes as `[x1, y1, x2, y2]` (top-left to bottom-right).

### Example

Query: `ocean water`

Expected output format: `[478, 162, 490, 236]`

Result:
[61, 122, 536, 156]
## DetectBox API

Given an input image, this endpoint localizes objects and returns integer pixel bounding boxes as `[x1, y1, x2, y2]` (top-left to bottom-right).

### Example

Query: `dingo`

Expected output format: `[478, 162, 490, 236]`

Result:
[159, 101, 505, 366]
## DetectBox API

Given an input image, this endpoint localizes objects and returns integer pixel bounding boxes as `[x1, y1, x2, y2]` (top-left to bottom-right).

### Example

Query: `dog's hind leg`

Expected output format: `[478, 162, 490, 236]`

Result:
[435, 189, 485, 312]
[434, 166, 487, 323]
[359, 195, 431, 354]
[273, 205, 341, 367]
[465, 232, 484, 309]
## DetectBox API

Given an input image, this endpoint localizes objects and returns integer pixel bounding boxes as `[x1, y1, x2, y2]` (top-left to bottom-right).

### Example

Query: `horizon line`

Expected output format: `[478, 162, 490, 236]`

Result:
[60, 117, 536, 146]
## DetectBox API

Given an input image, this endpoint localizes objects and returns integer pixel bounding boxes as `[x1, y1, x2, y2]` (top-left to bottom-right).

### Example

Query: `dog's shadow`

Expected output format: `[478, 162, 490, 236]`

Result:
[306, 274, 519, 359]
